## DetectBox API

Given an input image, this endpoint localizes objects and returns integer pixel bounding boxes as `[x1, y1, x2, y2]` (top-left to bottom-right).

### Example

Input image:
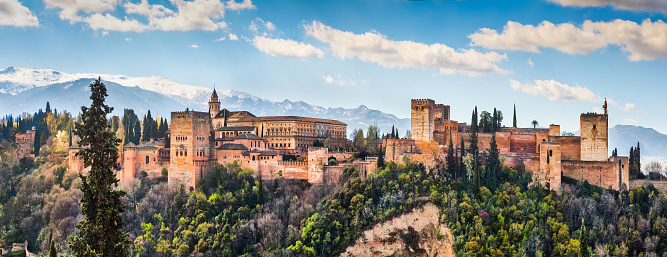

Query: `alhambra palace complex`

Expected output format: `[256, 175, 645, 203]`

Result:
[385, 99, 629, 193]
[42, 89, 628, 192]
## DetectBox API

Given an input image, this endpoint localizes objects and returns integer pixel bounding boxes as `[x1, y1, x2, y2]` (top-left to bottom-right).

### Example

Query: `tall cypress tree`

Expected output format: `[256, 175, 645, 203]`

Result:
[513, 104, 517, 128]
[446, 131, 456, 177]
[133, 120, 141, 144]
[636, 142, 641, 173]
[69, 77, 129, 256]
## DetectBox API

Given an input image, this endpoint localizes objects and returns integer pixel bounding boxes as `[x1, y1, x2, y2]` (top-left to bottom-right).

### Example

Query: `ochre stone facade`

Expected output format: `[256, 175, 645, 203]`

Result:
[168, 111, 214, 190]
[14, 127, 35, 159]
[580, 113, 608, 162]
[68, 89, 355, 190]
[394, 98, 629, 193]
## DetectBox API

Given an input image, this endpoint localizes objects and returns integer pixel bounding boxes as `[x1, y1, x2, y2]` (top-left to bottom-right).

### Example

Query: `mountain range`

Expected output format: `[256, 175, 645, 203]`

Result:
[0, 67, 410, 135]
[1, 67, 665, 163]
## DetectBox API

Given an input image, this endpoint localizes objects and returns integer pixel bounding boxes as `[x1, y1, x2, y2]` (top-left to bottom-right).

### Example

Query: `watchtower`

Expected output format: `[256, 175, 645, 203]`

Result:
[411, 99, 435, 142]
[208, 88, 221, 119]
[580, 100, 608, 161]
[169, 111, 213, 190]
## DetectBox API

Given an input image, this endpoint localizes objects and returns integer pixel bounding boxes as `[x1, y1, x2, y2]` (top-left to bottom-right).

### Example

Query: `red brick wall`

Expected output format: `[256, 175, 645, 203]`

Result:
[550, 136, 581, 160]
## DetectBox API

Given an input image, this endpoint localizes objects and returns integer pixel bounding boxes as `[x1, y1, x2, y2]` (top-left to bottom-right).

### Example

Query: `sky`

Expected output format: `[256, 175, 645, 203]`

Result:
[1, 0, 667, 134]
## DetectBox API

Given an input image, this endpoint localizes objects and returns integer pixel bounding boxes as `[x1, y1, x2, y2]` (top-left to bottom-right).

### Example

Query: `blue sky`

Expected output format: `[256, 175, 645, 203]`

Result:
[2, 0, 667, 134]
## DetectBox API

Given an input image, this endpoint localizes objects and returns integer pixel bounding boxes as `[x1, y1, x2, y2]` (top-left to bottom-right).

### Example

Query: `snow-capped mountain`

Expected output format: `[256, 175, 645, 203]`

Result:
[0, 67, 410, 135]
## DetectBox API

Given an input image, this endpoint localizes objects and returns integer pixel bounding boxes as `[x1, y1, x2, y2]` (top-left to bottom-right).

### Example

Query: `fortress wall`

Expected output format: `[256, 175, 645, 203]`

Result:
[562, 160, 625, 190]
[385, 139, 418, 163]
[630, 180, 667, 191]
[495, 132, 512, 155]
[539, 142, 562, 193]
[510, 134, 536, 153]
[580, 114, 608, 161]
[411, 99, 435, 141]
[550, 136, 581, 160]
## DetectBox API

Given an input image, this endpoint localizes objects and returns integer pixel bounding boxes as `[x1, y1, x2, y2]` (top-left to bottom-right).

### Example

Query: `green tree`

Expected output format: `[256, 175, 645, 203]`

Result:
[68, 77, 129, 257]
[579, 221, 589, 257]
[50, 238, 57, 257]
[531, 120, 539, 129]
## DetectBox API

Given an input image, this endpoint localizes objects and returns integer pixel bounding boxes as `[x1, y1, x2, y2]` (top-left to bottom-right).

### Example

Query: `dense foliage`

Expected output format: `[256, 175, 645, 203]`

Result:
[69, 78, 129, 256]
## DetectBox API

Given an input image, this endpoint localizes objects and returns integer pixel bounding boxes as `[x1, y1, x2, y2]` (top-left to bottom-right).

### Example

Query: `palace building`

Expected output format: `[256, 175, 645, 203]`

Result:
[68, 89, 351, 190]
[387, 98, 629, 193]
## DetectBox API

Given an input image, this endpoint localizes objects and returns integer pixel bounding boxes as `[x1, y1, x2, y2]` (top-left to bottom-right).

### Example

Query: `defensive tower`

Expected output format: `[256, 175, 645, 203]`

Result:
[411, 99, 435, 142]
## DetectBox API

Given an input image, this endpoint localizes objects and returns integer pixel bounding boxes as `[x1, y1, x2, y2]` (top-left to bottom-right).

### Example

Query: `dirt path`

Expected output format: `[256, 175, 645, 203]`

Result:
[341, 202, 454, 257]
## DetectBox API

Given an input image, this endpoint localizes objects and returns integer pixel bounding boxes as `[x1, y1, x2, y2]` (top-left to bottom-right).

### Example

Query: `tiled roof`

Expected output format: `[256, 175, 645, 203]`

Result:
[215, 126, 256, 131]
[234, 133, 266, 140]
[217, 143, 248, 150]
[235, 116, 346, 125]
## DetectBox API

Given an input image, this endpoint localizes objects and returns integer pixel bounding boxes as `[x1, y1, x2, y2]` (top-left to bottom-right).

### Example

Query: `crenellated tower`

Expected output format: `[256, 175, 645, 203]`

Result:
[411, 99, 435, 142]
[580, 100, 608, 161]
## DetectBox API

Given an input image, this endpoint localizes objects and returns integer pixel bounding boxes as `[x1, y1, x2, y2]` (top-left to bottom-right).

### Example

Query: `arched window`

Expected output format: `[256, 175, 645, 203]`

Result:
[146, 156, 149, 164]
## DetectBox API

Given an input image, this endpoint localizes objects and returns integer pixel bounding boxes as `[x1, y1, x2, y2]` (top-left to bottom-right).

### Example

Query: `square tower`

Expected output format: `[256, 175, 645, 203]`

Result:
[411, 99, 435, 142]
[169, 111, 213, 190]
[580, 113, 608, 161]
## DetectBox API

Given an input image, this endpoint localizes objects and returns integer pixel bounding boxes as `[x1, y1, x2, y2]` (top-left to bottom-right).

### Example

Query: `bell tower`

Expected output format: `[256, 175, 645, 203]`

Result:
[208, 86, 220, 119]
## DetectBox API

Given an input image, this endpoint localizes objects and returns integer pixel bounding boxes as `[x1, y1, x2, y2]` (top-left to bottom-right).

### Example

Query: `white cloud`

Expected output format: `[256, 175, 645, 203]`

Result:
[469, 19, 667, 61]
[125, 37, 131, 41]
[549, 0, 667, 13]
[124, 0, 173, 17]
[305, 21, 508, 76]
[226, 0, 255, 11]
[44, 0, 117, 21]
[322, 74, 356, 86]
[527, 58, 534, 68]
[228, 33, 239, 40]
[621, 103, 636, 111]
[265, 21, 275, 31]
[252, 36, 324, 59]
[214, 36, 225, 41]
[509, 79, 598, 101]
[84, 13, 146, 32]
[323, 75, 334, 84]
[249, 18, 276, 36]
[190, 44, 199, 49]
[46, 0, 253, 32]
[625, 118, 638, 123]
[0, 0, 39, 27]
[102, 31, 108, 36]
[593, 106, 604, 114]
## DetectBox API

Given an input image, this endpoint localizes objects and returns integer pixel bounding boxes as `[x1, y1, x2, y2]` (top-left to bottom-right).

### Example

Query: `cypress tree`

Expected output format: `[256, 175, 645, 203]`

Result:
[69, 77, 129, 256]
[46, 101, 51, 113]
[636, 142, 641, 173]
[446, 131, 456, 177]
[487, 134, 500, 189]
[513, 104, 517, 128]
[579, 221, 589, 257]
[133, 120, 141, 144]
[459, 138, 466, 180]
[49, 238, 57, 257]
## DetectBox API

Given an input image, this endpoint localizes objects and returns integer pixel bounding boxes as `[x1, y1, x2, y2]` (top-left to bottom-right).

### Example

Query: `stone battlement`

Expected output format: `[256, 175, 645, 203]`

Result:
[411, 99, 434, 106]
[581, 112, 607, 117]
[171, 111, 210, 119]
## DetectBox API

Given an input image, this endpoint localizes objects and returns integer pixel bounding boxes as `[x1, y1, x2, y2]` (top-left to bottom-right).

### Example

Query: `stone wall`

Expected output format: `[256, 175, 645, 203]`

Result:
[539, 142, 562, 193]
[384, 139, 418, 163]
[550, 136, 581, 160]
[411, 99, 435, 141]
[561, 158, 628, 191]
[580, 113, 608, 161]
[168, 111, 213, 190]
[630, 180, 667, 191]
[15, 129, 35, 158]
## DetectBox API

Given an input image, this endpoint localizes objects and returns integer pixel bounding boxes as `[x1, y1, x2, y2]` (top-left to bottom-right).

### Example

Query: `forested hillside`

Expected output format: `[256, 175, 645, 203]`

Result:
[2, 105, 667, 256]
